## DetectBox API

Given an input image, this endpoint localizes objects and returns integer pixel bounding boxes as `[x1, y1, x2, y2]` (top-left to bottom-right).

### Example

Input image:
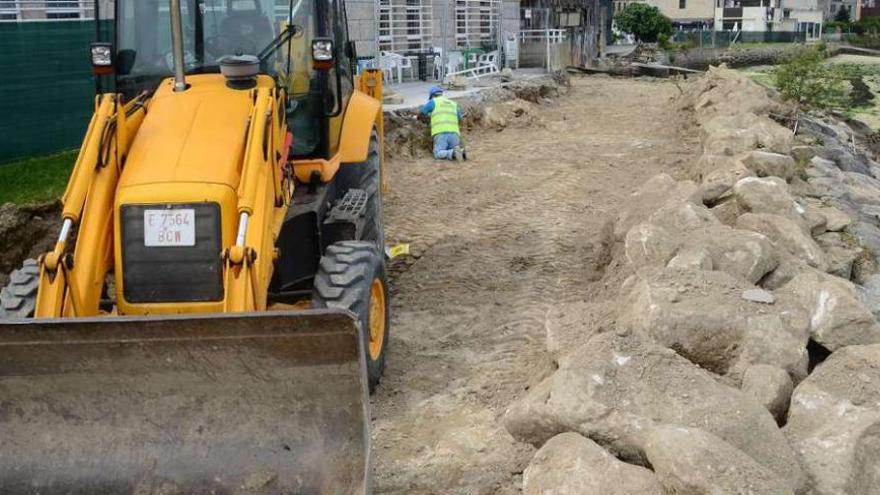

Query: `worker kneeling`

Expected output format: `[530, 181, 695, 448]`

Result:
[421, 86, 468, 161]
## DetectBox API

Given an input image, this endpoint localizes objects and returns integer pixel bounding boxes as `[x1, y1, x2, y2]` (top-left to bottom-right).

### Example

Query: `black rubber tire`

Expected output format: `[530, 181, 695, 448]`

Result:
[0, 259, 39, 319]
[335, 130, 385, 251]
[312, 241, 389, 393]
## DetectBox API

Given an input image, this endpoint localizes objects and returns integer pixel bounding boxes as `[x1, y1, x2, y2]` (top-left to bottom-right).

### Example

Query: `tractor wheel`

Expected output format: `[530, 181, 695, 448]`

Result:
[312, 241, 389, 393]
[335, 129, 385, 251]
[0, 259, 39, 319]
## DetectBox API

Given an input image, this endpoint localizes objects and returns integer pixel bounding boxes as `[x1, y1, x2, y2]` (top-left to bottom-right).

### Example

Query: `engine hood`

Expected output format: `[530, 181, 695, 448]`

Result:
[119, 74, 274, 192]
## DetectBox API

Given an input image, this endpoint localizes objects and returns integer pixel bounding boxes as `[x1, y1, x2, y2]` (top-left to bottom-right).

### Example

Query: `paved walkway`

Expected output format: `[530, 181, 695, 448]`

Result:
[382, 68, 546, 112]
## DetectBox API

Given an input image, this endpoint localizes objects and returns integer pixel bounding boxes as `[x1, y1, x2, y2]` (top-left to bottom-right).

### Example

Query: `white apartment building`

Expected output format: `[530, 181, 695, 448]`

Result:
[0, 0, 104, 21]
[714, 0, 823, 40]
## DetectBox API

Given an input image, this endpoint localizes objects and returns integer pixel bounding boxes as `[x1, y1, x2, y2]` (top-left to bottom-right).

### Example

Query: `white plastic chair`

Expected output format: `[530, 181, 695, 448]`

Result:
[477, 50, 499, 70]
[446, 51, 464, 75]
[397, 54, 415, 81]
[378, 51, 414, 84]
[378, 51, 400, 84]
[432, 47, 443, 79]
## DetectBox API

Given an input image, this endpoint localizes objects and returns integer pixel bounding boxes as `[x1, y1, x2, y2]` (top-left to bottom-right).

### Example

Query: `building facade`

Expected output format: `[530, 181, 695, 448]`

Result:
[652, 0, 714, 26]
[824, 0, 859, 20]
[608, 0, 713, 28]
[714, 0, 823, 40]
[347, 0, 521, 60]
[0, 0, 102, 21]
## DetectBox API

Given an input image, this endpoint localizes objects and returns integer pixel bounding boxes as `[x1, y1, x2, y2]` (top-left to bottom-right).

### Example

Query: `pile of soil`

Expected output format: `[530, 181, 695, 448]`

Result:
[383, 73, 571, 161]
[0, 201, 60, 287]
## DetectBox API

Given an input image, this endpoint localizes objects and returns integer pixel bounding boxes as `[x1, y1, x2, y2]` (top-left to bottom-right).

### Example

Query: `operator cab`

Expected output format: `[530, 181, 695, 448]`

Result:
[96, 0, 357, 160]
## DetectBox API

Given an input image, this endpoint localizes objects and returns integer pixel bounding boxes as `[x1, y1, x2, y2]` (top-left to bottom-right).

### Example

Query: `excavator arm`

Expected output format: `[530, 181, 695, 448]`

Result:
[35, 93, 147, 318]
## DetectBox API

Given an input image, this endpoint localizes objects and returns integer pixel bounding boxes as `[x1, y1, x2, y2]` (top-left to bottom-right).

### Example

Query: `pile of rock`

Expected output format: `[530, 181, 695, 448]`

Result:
[503, 66, 880, 494]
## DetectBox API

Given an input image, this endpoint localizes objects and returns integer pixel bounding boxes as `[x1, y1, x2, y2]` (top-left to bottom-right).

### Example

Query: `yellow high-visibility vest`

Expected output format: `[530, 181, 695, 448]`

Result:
[430, 97, 460, 136]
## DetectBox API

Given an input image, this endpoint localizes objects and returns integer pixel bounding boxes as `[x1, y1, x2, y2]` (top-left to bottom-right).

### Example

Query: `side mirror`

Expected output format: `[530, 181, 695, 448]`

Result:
[90, 42, 114, 75]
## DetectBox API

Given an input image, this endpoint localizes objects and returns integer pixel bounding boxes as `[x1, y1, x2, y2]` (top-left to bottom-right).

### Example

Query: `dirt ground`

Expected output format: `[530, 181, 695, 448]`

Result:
[373, 75, 699, 494]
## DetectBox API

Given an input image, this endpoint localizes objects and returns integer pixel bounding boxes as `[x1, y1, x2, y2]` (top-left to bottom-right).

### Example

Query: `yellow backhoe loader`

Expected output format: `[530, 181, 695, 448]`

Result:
[0, 0, 388, 492]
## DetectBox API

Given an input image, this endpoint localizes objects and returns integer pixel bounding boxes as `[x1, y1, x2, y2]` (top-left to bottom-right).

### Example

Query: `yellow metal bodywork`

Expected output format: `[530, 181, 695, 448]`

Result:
[34, 71, 384, 318]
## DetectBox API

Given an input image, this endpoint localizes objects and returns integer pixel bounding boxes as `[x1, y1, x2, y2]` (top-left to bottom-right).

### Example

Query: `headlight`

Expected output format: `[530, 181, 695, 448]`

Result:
[311, 39, 334, 62]
[90, 43, 113, 67]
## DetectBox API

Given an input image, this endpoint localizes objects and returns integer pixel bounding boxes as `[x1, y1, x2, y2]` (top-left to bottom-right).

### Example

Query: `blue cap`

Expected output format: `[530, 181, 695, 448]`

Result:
[428, 85, 443, 98]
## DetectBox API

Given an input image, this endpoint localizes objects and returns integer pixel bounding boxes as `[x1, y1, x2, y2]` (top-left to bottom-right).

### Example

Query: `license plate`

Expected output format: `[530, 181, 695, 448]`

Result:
[143, 209, 196, 247]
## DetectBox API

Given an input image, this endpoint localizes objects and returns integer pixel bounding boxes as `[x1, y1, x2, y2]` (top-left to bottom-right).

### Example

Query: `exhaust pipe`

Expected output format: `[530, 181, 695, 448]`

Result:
[169, 0, 187, 92]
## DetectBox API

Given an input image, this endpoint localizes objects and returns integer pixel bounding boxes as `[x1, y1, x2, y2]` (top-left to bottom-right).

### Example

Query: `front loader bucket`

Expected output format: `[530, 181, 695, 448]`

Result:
[0, 310, 370, 495]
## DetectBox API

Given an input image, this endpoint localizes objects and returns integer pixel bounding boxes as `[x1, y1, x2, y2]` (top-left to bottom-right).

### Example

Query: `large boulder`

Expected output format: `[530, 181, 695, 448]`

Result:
[808, 157, 880, 209]
[701, 113, 793, 156]
[620, 268, 808, 381]
[841, 172, 880, 207]
[685, 66, 783, 121]
[759, 249, 816, 291]
[805, 157, 847, 200]
[742, 150, 798, 182]
[624, 223, 678, 268]
[648, 200, 720, 233]
[815, 232, 863, 280]
[615, 174, 699, 239]
[646, 202, 779, 284]
[815, 143, 875, 176]
[698, 154, 755, 203]
[667, 246, 713, 270]
[523, 432, 663, 495]
[777, 271, 880, 351]
[737, 213, 828, 271]
[734, 312, 810, 384]
[644, 426, 795, 495]
[622, 218, 778, 283]
[817, 206, 852, 232]
[741, 364, 794, 423]
[785, 344, 880, 495]
[710, 197, 743, 226]
[733, 176, 802, 219]
[503, 332, 807, 491]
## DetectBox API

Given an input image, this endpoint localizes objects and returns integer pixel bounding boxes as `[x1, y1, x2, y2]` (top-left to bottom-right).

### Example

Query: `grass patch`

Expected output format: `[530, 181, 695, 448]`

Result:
[0, 151, 76, 205]
[729, 41, 798, 51]
[738, 57, 880, 130]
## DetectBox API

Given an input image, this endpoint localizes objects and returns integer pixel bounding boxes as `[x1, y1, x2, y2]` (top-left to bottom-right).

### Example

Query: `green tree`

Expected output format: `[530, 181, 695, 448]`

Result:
[834, 6, 851, 23]
[775, 46, 848, 110]
[615, 4, 673, 43]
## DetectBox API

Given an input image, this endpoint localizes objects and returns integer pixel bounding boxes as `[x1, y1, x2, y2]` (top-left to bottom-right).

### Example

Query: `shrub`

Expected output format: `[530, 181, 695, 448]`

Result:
[775, 46, 848, 110]
[615, 4, 673, 43]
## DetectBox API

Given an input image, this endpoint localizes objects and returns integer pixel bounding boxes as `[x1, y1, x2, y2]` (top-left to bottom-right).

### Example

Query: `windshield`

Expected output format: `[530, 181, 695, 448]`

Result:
[116, 0, 295, 85]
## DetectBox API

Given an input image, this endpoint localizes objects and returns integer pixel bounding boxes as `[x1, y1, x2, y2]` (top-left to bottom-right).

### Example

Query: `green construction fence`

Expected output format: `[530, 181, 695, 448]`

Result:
[0, 21, 105, 163]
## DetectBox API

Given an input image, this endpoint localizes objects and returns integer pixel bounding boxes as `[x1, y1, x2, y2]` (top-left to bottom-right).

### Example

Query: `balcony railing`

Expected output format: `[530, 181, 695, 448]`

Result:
[0, 1, 95, 22]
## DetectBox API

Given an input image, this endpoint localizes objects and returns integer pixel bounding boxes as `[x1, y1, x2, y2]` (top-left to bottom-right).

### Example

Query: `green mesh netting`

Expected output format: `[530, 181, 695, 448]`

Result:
[0, 21, 104, 163]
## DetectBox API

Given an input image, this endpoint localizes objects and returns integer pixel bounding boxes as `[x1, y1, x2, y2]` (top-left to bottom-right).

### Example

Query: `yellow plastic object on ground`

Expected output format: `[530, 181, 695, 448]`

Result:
[388, 243, 411, 259]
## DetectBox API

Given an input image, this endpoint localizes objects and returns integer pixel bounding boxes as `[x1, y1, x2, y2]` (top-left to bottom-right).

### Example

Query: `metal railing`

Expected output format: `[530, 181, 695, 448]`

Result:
[519, 28, 567, 43]
[0, 0, 95, 22]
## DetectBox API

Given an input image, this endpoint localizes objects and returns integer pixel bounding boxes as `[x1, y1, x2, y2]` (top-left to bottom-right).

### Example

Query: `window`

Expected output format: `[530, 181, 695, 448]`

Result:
[0, 0, 18, 21]
[46, 0, 83, 19]
[378, 0, 433, 53]
[47, 12, 80, 18]
[679, 0, 686, 8]
[455, 0, 500, 48]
